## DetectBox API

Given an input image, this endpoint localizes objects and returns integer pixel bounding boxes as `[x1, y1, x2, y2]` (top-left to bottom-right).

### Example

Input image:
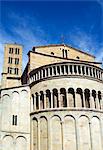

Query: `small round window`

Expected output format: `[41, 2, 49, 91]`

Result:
[51, 52, 54, 55]
[76, 56, 80, 59]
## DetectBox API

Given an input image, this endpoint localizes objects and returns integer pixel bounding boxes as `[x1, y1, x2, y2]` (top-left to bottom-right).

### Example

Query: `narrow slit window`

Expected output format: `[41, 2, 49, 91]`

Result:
[65, 50, 67, 58]
[12, 115, 17, 125]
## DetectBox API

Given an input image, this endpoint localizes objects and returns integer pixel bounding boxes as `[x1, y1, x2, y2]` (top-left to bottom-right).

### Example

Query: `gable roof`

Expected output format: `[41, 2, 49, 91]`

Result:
[33, 44, 95, 58]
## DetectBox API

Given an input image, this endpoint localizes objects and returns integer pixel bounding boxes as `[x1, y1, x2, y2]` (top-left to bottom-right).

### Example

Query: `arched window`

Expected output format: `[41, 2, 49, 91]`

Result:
[84, 89, 90, 108]
[53, 88, 58, 108]
[46, 90, 51, 108]
[60, 88, 67, 107]
[76, 88, 83, 107]
[68, 88, 75, 107]
[92, 90, 96, 108]
[40, 91, 44, 109]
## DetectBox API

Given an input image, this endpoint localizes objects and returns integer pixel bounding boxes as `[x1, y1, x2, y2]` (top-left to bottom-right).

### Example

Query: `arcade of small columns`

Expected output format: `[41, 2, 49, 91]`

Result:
[29, 63, 103, 83]
[31, 88, 103, 111]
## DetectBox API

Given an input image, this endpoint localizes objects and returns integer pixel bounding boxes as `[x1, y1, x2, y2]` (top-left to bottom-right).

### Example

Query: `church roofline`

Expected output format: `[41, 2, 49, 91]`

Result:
[28, 51, 101, 65]
[4, 43, 23, 46]
[32, 44, 95, 58]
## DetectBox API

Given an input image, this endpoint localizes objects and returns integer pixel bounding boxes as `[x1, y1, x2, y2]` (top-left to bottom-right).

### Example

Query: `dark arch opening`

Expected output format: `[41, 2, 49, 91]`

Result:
[92, 90, 96, 108]
[35, 92, 39, 109]
[46, 89, 51, 108]
[53, 88, 59, 108]
[84, 89, 90, 108]
[60, 88, 67, 107]
[68, 88, 75, 107]
[76, 88, 83, 107]
[40, 91, 44, 109]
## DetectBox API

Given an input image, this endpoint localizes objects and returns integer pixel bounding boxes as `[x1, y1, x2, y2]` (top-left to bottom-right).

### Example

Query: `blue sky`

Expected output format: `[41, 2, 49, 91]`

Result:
[0, 0, 103, 80]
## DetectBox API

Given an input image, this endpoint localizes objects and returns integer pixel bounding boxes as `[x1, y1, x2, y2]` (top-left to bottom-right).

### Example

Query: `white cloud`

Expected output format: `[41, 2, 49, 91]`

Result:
[68, 28, 103, 63]
[0, 9, 103, 84]
[0, 12, 48, 82]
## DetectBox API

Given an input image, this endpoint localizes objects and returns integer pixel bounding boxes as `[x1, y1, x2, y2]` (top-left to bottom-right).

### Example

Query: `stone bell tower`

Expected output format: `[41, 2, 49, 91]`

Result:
[1, 43, 23, 88]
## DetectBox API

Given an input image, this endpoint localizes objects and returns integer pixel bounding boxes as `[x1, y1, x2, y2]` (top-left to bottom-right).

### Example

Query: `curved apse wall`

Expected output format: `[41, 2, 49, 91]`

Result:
[31, 110, 103, 150]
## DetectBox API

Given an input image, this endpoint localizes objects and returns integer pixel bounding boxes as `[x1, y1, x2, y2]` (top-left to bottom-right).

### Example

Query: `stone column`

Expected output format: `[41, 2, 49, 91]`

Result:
[64, 65, 67, 75]
[88, 67, 90, 76]
[41, 69, 43, 78]
[75, 120, 79, 150]
[54, 94, 58, 108]
[56, 65, 59, 76]
[95, 69, 97, 79]
[93, 68, 96, 78]
[91, 67, 93, 77]
[100, 94, 103, 110]
[72, 65, 75, 75]
[48, 67, 51, 77]
[59, 66, 61, 75]
[34, 96, 36, 111]
[30, 119, 34, 150]
[74, 89, 76, 107]
[100, 71, 102, 80]
[68, 64, 70, 75]
[32, 75, 34, 82]
[38, 120, 40, 150]
[102, 72, 103, 80]
[44, 68, 46, 78]
[38, 71, 40, 80]
[48, 119, 52, 150]
[50, 91, 53, 108]
[75, 92, 82, 108]
[76, 65, 79, 75]
[66, 89, 69, 107]
[84, 65, 87, 76]
[82, 91, 86, 108]
[61, 120, 64, 150]
[38, 94, 41, 110]
[95, 93, 100, 109]
[35, 73, 37, 80]
[44, 92, 47, 109]
[97, 70, 99, 79]
[89, 120, 93, 150]
[51, 66, 54, 76]
[71, 65, 73, 75]
[60, 65, 64, 75]
[58, 92, 61, 107]
[31, 96, 33, 112]
[80, 65, 83, 75]
[53, 66, 56, 76]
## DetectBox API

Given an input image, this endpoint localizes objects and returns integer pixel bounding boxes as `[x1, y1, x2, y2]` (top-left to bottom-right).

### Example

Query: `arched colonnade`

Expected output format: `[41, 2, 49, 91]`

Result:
[31, 88, 103, 111]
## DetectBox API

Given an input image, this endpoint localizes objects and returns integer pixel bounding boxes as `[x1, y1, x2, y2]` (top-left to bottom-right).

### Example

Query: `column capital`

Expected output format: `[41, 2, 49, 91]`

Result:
[44, 91, 47, 95]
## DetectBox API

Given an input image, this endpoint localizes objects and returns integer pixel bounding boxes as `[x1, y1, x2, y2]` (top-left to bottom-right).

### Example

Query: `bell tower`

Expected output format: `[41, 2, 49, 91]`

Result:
[1, 43, 23, 88]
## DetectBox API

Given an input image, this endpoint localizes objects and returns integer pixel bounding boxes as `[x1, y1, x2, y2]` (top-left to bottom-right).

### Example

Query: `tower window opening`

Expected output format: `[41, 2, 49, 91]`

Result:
[14, 68, 19, 75]
[15, 48, 20, 54]
[8, 57, 13, 64]
[9, 48, 13, 54]
[8, 67, 12, 74]
[62, 49, 68, 58]
[15, 58, 19, 65]
[12, 115, 17, 125]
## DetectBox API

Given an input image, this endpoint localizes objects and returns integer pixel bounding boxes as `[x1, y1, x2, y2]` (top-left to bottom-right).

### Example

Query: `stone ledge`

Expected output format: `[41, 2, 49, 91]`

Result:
[30, 107, 103, 115]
